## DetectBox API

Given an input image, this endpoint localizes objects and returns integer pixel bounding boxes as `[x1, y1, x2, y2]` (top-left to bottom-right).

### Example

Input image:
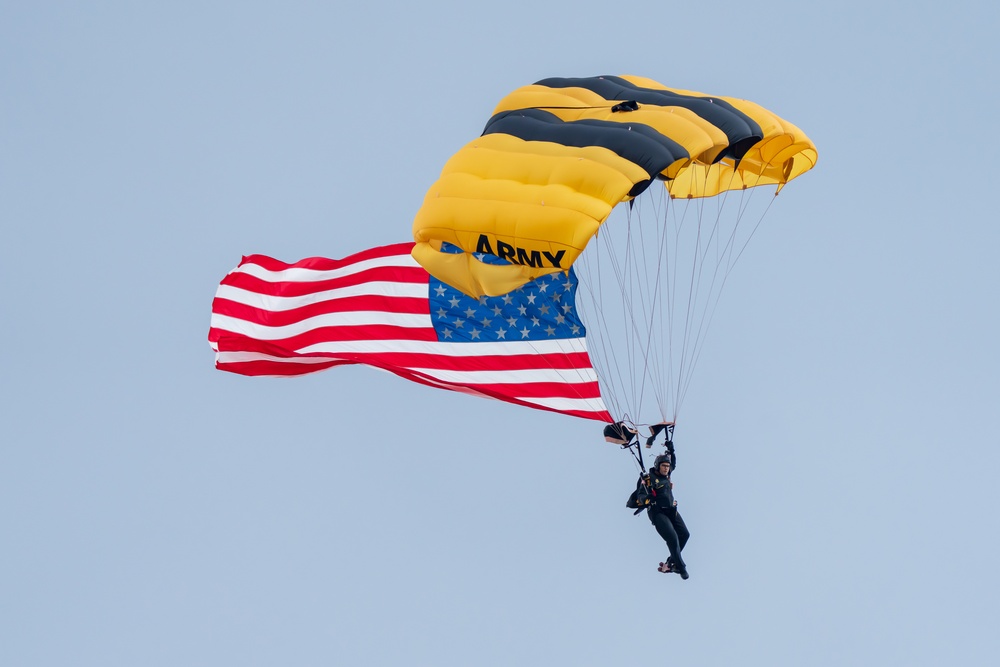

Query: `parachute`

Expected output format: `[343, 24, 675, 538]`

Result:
[412, 75, 816, 430]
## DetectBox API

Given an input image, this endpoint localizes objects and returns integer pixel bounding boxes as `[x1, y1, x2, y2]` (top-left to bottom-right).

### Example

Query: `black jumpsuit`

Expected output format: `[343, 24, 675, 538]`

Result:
[646, 468, 690, 569]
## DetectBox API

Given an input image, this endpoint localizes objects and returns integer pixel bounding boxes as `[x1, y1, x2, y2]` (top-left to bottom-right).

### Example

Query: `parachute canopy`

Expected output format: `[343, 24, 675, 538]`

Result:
[412, 75, 816, 298]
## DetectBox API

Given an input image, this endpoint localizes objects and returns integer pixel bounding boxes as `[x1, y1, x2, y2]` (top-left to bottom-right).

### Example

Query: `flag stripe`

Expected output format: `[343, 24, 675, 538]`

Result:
[209, 242, 612, 422]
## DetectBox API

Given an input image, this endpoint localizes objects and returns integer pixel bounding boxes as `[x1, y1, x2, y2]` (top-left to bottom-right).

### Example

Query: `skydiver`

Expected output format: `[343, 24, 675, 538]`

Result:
[636, 451, 690, 579]
[610, 421, 690, 578]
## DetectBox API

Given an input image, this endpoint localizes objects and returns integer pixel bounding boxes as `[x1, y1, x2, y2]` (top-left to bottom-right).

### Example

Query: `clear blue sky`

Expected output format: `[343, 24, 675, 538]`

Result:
[3, 2, 998, 665]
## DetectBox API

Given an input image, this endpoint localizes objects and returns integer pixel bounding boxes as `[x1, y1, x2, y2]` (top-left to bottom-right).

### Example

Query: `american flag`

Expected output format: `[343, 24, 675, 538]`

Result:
[208, 242, 612, 422]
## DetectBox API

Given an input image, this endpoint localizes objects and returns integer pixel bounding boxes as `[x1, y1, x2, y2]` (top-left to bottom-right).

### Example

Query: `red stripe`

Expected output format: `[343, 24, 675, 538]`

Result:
[331, 350, 598, 372]
[215, 359, 353, 376]
[220, 265, 428, 297]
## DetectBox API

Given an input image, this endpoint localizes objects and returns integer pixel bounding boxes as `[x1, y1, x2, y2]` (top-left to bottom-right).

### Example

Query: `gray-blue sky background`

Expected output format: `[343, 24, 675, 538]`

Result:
[3, 2, 998, 665]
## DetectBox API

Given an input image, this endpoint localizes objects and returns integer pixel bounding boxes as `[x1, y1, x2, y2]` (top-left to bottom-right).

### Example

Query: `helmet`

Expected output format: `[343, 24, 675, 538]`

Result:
[653, 454, 672, 469]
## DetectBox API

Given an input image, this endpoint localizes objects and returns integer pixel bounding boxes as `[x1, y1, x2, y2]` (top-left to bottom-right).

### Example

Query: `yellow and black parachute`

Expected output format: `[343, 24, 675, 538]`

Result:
[412, 75, 816, 298]
[411, 75, 816, 428]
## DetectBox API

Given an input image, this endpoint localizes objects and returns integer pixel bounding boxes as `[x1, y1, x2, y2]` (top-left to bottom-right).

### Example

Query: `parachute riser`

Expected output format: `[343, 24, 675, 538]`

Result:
[622, 440, 646, 471]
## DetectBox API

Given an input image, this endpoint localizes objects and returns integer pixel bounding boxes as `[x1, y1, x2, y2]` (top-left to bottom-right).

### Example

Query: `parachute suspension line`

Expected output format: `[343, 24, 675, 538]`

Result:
[576, 223, 630, 421]
[664, 188, 694, 421]
[596, 219, 634, 420]
[728, 182, 778, 275]
[674, 174, 739, 416]
[627, 196, 661, 419]
[578, 168, 786, 425]
[604, 209, 647, 416]
[675, 170, 779, 413]
[620, 214, 642, 413]
[577, 192, 674, 426]
[646, 189, 672, 419]
[625, 191, 675, 423]
[673, 191, 709, 422]
[638, 188, 673, 420]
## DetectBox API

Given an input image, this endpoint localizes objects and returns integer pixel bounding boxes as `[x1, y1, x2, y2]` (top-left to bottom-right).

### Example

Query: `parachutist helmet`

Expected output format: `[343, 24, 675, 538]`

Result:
[653, 453, 672, 470]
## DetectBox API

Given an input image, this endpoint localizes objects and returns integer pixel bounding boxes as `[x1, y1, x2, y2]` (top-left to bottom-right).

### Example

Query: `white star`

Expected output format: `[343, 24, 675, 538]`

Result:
[492, 305, 503, 316]
[556, 314, 565, 324]
[453, 318, 464, 328]
[538, 282, 549, 293]
[502, 294, 512, 305]
[496, 328, 507, 339]
[517, 304, 527, 316]
[570, 324, 581, 334]
[449, 296, 460, 308]
[539, 304, 550, 315]
[520, 327, 531, 338]
[562, 304, 573, 314]
[434, 285, 447, 297]
[545, 325, 556, 336]
[436, 307, 448, 319]
[506, 316, 518, 327]
[442, 329, 453, 339]
[526, 292, 536, 304]
[563, 278, 574, 291]
[552, 293, 562, 303]
[469, 327, 481, 340]
[464, 307, 477, 318]
[530, 316, 540, 327]
[478, 296, 488, 305]
[481, 316, 492, 327]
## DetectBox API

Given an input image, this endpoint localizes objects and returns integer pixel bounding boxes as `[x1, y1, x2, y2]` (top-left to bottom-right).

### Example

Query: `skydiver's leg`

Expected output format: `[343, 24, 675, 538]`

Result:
[648, 511, 684, 568]
[671, 512, 690, 553]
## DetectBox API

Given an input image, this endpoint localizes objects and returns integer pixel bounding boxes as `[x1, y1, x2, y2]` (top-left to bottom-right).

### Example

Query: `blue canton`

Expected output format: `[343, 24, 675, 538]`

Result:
[428, 254, 586, 344]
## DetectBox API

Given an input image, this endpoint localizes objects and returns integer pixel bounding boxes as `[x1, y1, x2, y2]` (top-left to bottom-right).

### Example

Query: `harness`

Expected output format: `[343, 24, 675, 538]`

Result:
[612, 420, 675, 515]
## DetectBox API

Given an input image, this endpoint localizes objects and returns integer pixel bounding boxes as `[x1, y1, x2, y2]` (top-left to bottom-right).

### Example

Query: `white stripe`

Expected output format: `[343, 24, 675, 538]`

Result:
[510, 394, 609, 413]
[216, 351, 344, 365]
[215, 281, 427, 311]
[210, 311, 433, 340]
[295, 337, 591, 357]
[408, 366, 598, 384]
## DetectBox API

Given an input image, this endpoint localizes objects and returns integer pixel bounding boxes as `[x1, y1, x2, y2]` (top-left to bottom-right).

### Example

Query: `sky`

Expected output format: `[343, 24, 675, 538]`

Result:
[3, 1, 999, 665]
